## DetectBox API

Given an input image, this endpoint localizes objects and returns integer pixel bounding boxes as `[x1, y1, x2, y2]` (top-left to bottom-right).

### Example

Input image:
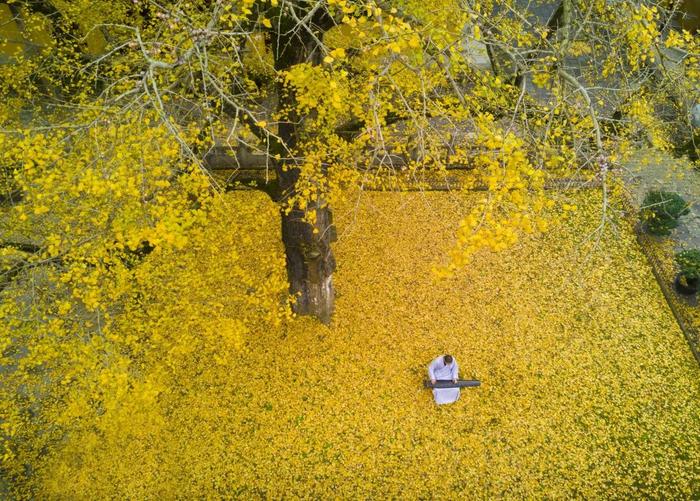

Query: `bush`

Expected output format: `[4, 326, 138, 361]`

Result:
[675, 249, 700, 281]
[640, 191, 690, 236]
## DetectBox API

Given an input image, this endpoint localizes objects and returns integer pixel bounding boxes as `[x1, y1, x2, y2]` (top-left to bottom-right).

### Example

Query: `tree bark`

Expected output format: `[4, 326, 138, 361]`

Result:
[275, 105, 337, 323]
[280, 205, 336, 324]
[268, 5, 338, 323]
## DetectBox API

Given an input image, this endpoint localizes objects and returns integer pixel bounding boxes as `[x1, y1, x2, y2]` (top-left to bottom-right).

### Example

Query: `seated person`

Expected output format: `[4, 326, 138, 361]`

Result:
[428, 354, 460, 405]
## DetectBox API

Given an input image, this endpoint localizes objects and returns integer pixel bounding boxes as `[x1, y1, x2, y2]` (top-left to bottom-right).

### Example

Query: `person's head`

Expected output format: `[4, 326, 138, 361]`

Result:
[443, 354, 453, 365]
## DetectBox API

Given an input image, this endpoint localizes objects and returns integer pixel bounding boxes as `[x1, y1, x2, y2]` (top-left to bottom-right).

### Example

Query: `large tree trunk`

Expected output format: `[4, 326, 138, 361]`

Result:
[280, 205, 336, 324]
[269, 6, 338, 323]
[275, 116, 337, 324]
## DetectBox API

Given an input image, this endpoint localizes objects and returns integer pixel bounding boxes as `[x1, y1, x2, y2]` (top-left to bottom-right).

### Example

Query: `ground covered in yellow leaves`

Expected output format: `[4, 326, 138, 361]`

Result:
[643, 237, 700, 355]
[34, 189, 700, 498]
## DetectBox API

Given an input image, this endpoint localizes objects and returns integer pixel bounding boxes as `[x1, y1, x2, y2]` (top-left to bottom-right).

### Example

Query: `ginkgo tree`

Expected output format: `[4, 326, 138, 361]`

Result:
[1, 0, 700, 497]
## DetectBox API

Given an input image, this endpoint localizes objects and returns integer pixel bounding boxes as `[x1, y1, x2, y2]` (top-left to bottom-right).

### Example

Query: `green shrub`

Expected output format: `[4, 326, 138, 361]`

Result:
[640, 191, 690, 236]
[675, 249, 700, 281]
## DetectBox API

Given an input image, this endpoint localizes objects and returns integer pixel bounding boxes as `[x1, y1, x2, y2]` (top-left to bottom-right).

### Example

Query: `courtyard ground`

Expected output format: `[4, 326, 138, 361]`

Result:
[30, 188, 700, 498]
[193, 189, 700, 498]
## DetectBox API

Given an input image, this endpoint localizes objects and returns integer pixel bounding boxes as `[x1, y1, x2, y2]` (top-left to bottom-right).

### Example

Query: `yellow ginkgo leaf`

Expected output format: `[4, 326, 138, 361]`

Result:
[330, 48, 346, 59]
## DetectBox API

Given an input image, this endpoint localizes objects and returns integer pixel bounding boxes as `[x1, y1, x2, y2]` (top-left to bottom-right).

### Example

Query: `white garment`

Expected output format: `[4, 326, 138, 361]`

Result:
[428, 355, 460, 405]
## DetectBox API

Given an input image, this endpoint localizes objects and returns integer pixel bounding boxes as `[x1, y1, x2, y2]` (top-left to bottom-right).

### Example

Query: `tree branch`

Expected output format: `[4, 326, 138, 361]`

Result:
[0, 241, 42, 254]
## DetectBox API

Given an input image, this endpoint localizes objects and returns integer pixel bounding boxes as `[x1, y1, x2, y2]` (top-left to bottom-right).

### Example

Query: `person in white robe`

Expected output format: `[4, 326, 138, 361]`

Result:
[428, 354, 460, 405]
